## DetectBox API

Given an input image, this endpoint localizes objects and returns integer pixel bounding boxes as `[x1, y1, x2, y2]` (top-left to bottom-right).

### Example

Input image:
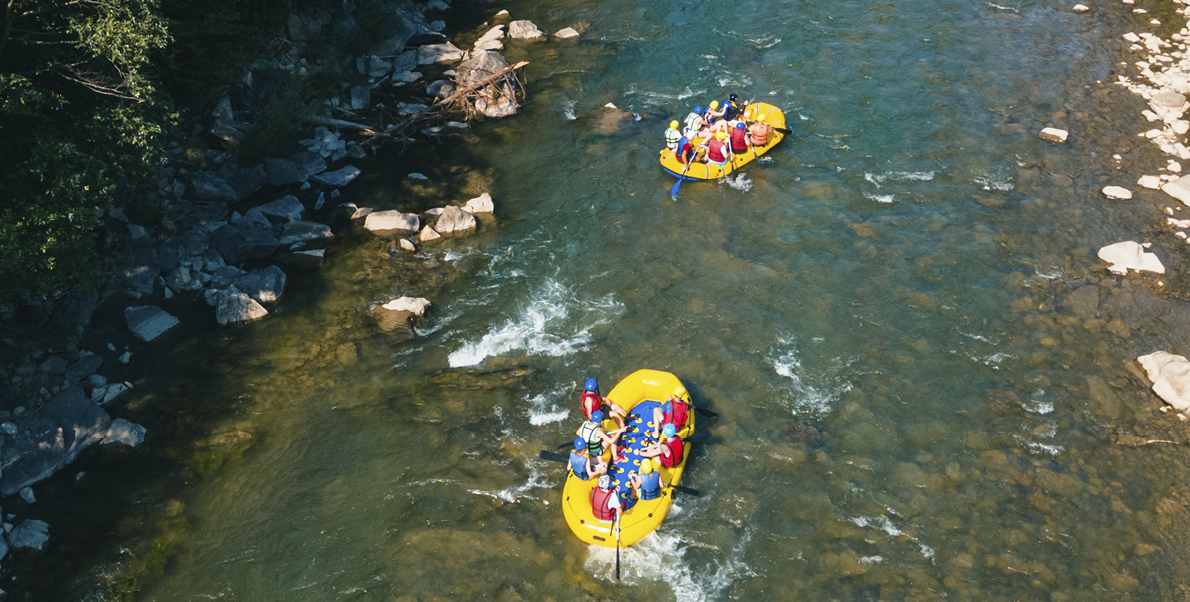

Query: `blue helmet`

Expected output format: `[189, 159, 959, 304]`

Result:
[591, 410, 605, 423]
[735, 122, 746, 130]
[574, 437, 586, 450]
[584, 378, 598, 392]
[662, 423, 677, 438]
[693, 106, 704, 115]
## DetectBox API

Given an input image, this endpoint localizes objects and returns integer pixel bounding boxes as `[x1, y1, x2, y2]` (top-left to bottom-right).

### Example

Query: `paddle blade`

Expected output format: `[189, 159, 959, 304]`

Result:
[773, 126, 793, 135]
[670, 178, 682, 197]
[672, 484, 701, 497]
[539, 450, 569, 463]
[694, 407, 719, 419]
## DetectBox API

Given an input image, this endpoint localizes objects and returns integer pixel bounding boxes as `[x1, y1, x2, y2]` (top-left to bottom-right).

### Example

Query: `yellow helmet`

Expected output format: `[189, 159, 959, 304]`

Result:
[669, 120, 679, 130]
[716, 131, 727, 140]
[639, 461, 653, 474]
[709, 101, 719, 109]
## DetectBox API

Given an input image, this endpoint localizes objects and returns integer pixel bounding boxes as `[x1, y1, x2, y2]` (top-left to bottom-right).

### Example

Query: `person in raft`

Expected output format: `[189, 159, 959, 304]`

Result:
[581, 378, 626, 428]
[640, 423, 684, 468]
[706, 131, 732, 167]
[569, 437, 607, 481]
[683, 106, 707, 139]
[721, 93, 741, 121]
[704, 100, 726, 127]
[628, 458, 664, 501]
[729, 122, 751, 156]
[652, 394, 691, 439]
[748, 118, 772, 147]
[591, 474, 624, 522]
[665, 120, 683, 150]
[578, 410, 626, 460]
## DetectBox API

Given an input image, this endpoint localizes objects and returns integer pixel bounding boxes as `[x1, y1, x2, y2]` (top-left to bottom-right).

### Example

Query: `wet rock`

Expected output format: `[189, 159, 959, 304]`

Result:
[399, 239, 416, 252]
[279, 220, 334, 248]
[291, 152, 328, 180]
[474, 25, 505, 50]
[1150, 91, 1187, 118]
[190, 172, 238, 203]
[435, 206, 477, 233]
[18, 487, 33, 504]
[211, 224, 251, 264]
[39, 355, 68, 374]
[417, 42, 464, 64]
[381, 296, 431, 316]
[210, 266, 243, 288]
[1097, 241, 1164, 274]
[312, 165, 361, 188]
[508, 20, 543, 39]
[0, 387, 110, 496]
[418, 225, 441, 241]
[124, 306, 180, 342]
[97, 382, 131, 405]
[290, 249, 325, 268]
[121, 265, 158, 295]
[8, 520, 49, 550]
[555, 27, 580, 39]
[1161, 175, 1190, 206]
[428, 80, 456, 98]
[366, 55, 392, 78]
[1062, 285, 1099, 320]
[1086, 375, 1125, 419]
[251, 195, 305, 223]
[350, 85, 370, 110]
[1139, 175, 1162, 189]
[236, 265, 287, 303]
[370, 305, 416, 339]
[216, 289, 269, 325]
[103, 418, 146, 447]
[234, 213, 282, 260]
[365, 210, 420, 232]
[217, 163, 268, 199]
[264, 158, 304, 187]
[394, 70, 422, 83]
[1102, 186, 1133, 200]
[464, 193, 494, 213]
[1137, 351, 1190, 411]
[1037, 127, 1068, 143]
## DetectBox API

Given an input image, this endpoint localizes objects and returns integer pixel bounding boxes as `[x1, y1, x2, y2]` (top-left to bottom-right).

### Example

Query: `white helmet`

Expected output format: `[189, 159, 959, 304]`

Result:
[598, 475, 611, 489]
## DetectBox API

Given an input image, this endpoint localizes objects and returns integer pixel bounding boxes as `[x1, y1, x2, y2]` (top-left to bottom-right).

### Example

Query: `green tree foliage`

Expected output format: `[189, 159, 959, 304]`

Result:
[0, 0, 171, 304]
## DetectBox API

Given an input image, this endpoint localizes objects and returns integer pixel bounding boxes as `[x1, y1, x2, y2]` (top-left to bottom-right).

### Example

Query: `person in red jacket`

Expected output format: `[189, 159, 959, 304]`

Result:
[729, 122, 750, 155]
[590, 475, 623, 522]
[652, 395, 690, 439]
[641, 423, 684, 468]
[581, 378, 625, 428]
[706, 131, 732, 167]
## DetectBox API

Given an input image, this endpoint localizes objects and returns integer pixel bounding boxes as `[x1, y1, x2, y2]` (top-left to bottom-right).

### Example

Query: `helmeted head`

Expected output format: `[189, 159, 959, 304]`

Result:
[736, 122, 746, 130]
[591, 410, 604, 423]
[669, 120, 679, 130]
[574, 437, 587, 450]
[709, 100, 719, 109]
[715, 131, 727, 141]
[639, 460, 654, 474]
[663, 423, 677, 438]
[729, 93, 738, 101]
[585, 378, 598, 392]
[598, 475, 611, 490]
[693, 106, 704, 115]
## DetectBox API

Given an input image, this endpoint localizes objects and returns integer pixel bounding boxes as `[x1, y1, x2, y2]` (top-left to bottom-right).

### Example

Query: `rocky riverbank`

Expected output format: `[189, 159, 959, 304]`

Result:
[0, 0, 588, 593]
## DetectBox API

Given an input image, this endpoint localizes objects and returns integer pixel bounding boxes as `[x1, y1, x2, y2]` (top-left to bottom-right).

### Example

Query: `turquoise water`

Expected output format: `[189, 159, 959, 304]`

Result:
[28, 0, 1190, 600]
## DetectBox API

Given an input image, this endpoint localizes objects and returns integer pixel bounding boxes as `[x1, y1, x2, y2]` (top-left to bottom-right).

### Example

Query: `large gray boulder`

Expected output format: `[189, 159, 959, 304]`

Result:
[210, 224, 252, 265]
[65, 353, 102, 382]
[264, 158, 305, 186]
[291, 152, 328, 180]
[216, 289, 269, 325]
[279, 220, 334, 248]
[8, 520, 50, 550]
[124, 306, 180, 342]
[251, 195, 304, 223]
[234, 213, 282, 260]
[435, 206, 477, 233]
[364, 210, 420, 232]
[0, 388, 111, 496]
[236, 265, 287, 303]
[217, 163, 267, 199]
[417, 42, 464, 64]
[190, 172, 238, 203]
[312, 166, 361, 187]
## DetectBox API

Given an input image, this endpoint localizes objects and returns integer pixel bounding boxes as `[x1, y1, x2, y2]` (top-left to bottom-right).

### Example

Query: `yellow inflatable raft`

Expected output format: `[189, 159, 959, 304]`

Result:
[659, 102, 787, 181]
[561, 369, 695, 548]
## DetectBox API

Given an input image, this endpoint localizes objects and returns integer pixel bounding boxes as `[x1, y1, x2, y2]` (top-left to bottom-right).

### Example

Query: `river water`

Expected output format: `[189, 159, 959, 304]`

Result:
[26, 0, 1190, 600]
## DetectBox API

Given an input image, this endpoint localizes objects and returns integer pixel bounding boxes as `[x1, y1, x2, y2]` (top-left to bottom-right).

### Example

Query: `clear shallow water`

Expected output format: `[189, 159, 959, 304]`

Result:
[29, 0, 1190, 600]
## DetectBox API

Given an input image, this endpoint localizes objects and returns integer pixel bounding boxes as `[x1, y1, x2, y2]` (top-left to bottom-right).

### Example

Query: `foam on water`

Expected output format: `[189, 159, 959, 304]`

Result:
[448, 279, 624, 367]
[865, 193, 894, 203]
[583, 531, 749, 601]
[850, 515, 935, 561]
[768, 337, 851, 415]
[1022, 389, 1054, 414]
[723, 173, 752, 192]
[974, 177, 1014, 191]
[563, 99, 577, 121]
[526, 383, 572, 426]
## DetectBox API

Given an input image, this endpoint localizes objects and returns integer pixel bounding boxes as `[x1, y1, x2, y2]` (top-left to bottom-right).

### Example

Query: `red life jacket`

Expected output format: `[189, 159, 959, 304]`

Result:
[707, 139, 727, 163]
[730, 127, 748, 153]
[663, 399, 689, 431]
[591, 487, 617, 521]
[660, 437, 684, 467]
[581, 390, 604, 420]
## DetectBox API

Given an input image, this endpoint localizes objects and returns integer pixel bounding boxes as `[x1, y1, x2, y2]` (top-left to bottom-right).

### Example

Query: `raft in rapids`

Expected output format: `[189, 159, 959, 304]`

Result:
[561, 369, 696, 547]
[659, 102, 787, 181]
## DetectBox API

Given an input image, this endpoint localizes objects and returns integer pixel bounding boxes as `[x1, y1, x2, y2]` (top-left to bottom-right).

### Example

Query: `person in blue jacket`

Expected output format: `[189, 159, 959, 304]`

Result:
[569, 438, 606, 481]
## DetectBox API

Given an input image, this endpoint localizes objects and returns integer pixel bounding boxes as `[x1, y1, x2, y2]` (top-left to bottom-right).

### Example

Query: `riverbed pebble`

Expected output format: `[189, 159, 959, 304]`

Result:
[1138, 351, 1190, 411]
[1103, 186, 1133, 199]
[1072, 3, 1089, 12]
[1038, 127, 1068, 143]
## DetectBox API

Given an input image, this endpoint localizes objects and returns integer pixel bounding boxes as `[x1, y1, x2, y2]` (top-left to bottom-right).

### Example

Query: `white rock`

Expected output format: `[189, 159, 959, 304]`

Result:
[1072, 3, 1089, 12]
[381, 296, 432, 316]
[418, 225, 441, 242]
[1124, 32, 1142, 43]
[365, 210, 420, 232]
[1176, 121, 1190, 135]
[508, 20, 544, 39]
[464, 193, 495, 213]
[123, 306, 180, 342]
[1097, 241, 1165, 274]
[216, 289, 269, 325]
[1138, 351, 1190, 411]
[417, 42, 464, 65]
[103, 418, 146, 447]
[102, 382, 132, 405]
[1140, 175, 1163, 189]
[1038, 127, 1068, 143]
[394, 70, 422, 83]
[495, 9, 509, 17]
[399, 239, 416, 252]
[1169, 217, 1190, 228]
[555, 27, 580, 39]
[409, 172, 429, 180]
[1162, 176, 1190, 205]
[1102, 186, 1133, 200]
[352, 206, 373, 219]
[434, 205, 477, 233]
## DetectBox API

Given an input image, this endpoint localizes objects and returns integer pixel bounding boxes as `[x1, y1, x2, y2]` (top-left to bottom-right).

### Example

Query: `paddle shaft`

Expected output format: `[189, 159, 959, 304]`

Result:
[614, 512, 622, 580]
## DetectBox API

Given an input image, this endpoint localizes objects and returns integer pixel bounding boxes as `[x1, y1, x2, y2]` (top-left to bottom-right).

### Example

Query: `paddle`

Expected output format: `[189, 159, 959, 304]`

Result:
[669, 483, 701, 497]
[670, 138, 707, 198]
[614, 511, 622, 580]
[695, 407, 719, 419]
